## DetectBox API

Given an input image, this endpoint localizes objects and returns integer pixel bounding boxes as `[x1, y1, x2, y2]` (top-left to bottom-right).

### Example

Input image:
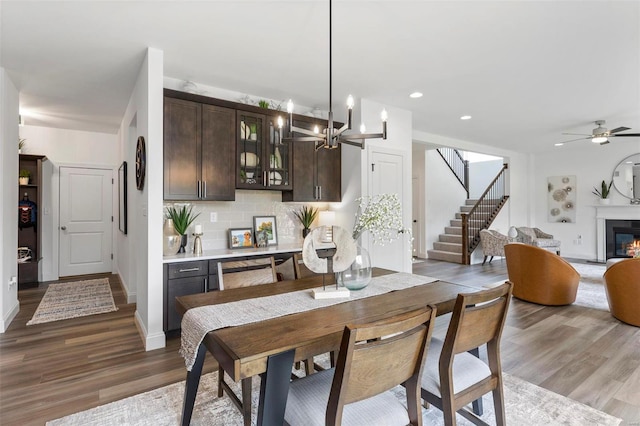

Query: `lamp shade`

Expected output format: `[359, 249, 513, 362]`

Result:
[508, 226, 518, 239]
[318, 210, 336, 226]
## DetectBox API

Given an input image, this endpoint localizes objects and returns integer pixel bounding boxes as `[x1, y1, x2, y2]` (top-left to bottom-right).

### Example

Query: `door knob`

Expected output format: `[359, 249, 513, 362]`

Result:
[61, 226, 67, 230]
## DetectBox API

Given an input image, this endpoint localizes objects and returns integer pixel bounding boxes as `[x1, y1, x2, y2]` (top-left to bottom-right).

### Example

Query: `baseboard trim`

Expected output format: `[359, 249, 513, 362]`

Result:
[0, 300, 20, 333]
[134, 310, 166, 351]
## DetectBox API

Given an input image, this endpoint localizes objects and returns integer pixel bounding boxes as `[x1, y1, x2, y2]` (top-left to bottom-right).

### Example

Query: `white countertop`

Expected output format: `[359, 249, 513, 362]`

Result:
[163, 243, 302, 264]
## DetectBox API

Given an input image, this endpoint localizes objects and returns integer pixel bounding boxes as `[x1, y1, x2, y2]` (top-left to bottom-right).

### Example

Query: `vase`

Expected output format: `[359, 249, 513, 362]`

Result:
[337, 245, 372, 291]
[19, 177, 29, 185]
[163, 219, 181, 256]
[599, 198, 611, 205]
[178, 234, 188, 253]
[302, 228, 310, 238]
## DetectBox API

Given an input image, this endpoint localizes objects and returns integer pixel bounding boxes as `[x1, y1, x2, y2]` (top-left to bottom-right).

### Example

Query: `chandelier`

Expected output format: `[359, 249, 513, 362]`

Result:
[279, 0, 387, 150]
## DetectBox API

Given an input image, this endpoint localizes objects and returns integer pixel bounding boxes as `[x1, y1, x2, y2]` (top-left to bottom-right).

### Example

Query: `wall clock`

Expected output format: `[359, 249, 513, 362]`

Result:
[135, 136, 146, 190]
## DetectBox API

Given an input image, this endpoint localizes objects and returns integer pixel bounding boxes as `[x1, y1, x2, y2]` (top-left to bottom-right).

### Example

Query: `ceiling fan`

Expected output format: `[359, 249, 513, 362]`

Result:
[559, 120, 640, 145]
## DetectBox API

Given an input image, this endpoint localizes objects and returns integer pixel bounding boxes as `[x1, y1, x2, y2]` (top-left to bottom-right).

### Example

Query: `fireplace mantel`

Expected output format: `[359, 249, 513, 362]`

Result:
[595, 205, 640, 262]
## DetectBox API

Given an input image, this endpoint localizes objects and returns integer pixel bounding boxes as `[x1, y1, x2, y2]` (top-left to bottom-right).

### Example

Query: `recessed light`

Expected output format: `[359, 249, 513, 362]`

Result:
[554, 143, 564, 147]
[460, 115, 472, 120]
[409, 92, 423, 98]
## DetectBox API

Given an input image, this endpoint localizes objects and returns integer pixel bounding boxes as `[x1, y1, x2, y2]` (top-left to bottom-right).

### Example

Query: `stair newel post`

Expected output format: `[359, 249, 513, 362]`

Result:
[460, 212, 470, 265]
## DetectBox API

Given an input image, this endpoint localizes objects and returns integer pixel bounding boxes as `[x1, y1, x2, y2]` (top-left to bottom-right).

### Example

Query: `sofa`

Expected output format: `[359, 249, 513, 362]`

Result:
[516, 227, 561, 255]
[504, 243, 579, 305]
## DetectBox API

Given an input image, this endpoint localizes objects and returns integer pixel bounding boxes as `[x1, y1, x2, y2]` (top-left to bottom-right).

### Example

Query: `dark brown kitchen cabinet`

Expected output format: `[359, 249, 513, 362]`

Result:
[236, 110, 292, 190]
[282, 118, 341, 202]
[163, 260, 208, 332]
[164, 96, 235, 201]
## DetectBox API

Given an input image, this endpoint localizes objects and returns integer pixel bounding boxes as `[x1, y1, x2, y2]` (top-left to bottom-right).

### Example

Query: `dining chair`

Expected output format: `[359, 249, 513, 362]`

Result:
[216, 256, 278, 426]
[284, 305, 437, 426]
[217, 256, 277, 290]
[293, 252, 316, 279]
[420, 282, 512, 426]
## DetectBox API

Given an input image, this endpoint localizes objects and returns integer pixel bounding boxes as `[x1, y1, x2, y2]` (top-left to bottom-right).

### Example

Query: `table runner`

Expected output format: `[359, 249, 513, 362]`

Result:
[180, 272, 438, 370]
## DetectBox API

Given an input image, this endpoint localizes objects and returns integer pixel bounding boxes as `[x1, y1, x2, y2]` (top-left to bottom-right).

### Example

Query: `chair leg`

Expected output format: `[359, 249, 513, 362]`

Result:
[241, 377, 252, 426]
[482, 256, 487, 265]
[303, 357, 314, 375]
[492, 382, 506, 426]
[489, 256, 494, 264]
[217, 366, 224, 397]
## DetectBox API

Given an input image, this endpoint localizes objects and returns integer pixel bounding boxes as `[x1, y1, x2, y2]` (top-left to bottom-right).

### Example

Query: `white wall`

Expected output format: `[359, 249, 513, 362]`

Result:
[0, 68, 20, 332]
[18, 125, 119, 281]
[117, 47, 165, 351]
[469, 158, 504, 199]
[532, 142, 640, 259]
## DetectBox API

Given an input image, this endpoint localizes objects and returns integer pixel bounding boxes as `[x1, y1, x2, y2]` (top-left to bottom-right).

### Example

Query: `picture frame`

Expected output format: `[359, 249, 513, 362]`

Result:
[118, 161, 127, 234]
[253, 215, 278, 246]
[228, 228, 254, 249]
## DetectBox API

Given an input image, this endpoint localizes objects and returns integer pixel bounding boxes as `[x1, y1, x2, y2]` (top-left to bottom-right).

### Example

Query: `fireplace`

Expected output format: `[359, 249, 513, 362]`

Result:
[606, 219, 640, 259]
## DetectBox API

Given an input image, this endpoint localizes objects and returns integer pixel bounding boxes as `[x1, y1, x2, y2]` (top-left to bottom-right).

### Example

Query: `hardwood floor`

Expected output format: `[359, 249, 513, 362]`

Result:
[1, 261, 638, 425]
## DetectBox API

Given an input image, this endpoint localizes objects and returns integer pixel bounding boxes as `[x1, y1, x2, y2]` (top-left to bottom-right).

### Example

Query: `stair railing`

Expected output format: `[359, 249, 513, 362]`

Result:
[460, 163, 510, 265]
[437, 147, 469, 199]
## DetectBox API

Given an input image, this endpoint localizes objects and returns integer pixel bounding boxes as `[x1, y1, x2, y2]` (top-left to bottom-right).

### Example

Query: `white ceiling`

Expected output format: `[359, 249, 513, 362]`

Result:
[2, 0, 639, 154]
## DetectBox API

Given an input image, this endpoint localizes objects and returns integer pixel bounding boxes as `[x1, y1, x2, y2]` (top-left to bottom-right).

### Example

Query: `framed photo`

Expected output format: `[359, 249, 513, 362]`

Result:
[228, 228, 254, 249]
[254, 215, 278, 246]
[118, 161, 127, 234]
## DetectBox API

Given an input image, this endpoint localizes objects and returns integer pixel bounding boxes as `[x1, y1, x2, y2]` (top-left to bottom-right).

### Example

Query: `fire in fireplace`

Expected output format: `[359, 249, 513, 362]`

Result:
[606, 220, 640, 259]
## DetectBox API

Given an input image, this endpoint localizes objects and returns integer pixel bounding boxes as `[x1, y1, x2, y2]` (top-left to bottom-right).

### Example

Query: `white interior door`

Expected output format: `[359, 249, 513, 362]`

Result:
[369, 149, 406, 272]
[59, 167, 113, 277]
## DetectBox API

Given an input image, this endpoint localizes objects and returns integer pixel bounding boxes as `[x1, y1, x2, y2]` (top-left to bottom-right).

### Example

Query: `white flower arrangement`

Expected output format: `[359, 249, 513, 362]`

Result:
[352, 193, 411, 245]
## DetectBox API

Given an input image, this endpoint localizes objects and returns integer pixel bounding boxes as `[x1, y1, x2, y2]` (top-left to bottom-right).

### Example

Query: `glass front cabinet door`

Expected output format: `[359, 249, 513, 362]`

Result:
[236, 110, 291, 190]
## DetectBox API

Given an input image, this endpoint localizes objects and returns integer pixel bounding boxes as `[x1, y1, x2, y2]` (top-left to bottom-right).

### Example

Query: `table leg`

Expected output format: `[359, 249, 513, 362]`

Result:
[181, 343, 206, 426]
[257, 349, 295, 426]
[469, 347, 484, 416]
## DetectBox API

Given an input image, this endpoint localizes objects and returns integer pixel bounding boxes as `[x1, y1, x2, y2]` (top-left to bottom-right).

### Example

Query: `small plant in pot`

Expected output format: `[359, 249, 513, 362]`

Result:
[293, 206, 318, 238]
[592, 180, 613, 205]
[166, 205, 200, 253]
[19, 169, 30, 185]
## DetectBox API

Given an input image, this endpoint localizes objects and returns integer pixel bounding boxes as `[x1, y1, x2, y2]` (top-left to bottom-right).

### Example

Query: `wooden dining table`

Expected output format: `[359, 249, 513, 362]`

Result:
[176, 268, 479, 426]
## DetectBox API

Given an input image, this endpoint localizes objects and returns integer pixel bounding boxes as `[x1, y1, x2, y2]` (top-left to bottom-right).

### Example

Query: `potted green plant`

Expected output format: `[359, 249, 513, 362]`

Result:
[258, 100, 270, 109]
[165, 205, 200, 252]
[292, 205, 318, 238]
[592, 180, 613, 205]
[19, 169, 30, 185]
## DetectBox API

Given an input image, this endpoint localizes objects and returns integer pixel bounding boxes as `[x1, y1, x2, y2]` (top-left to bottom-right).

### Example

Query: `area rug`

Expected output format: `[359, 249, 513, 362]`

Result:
[27, 278, 117, 325]
[570, 262, 609, 311]
[47, 370, 621, 426]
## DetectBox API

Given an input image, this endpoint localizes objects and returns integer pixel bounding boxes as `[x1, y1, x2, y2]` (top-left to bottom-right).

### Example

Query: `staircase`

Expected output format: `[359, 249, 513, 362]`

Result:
[427, 153, 510, 264]
[427, 200, 487, 264]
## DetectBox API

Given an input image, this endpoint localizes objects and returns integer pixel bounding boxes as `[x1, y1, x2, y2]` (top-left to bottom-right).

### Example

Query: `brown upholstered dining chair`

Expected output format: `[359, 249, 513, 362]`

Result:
[421, 282, 512, 426]
[216, 256, 278, 426]
[284, 306, 437, 426]
[504, 243, 579, 305]
[604, 258, 640, 327]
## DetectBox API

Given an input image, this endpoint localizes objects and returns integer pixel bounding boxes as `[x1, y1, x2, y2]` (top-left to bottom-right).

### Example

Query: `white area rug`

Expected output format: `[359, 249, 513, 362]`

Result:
[570, 262, 608, 311]
[27, 278, 117, 325]
[47, 369, 620, 426]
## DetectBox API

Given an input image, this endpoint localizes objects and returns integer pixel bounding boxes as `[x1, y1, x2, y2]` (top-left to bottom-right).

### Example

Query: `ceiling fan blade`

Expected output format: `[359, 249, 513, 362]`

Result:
[609, 126, 631, 134]
[559, 136, 590, 144]
[561, 132, 591, 136]
[612, 133, 640, 137]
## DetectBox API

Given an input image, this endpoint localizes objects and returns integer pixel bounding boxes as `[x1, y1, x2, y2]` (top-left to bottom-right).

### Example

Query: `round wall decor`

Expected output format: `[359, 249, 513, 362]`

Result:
[135, 136, 146, 190]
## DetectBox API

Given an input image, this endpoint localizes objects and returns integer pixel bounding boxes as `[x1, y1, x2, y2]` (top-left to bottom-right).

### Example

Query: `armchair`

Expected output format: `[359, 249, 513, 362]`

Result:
[479, 229, 510, 265]
[504, 243, 579, 305]
[516, 227, 561, 255]
[604, 258, 640, 327]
